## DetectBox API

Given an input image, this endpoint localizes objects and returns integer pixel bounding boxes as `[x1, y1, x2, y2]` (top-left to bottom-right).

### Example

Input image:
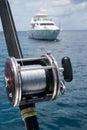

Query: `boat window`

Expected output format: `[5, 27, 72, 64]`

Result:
[32, 24, 35, 28]
[40, 23, 54, 25]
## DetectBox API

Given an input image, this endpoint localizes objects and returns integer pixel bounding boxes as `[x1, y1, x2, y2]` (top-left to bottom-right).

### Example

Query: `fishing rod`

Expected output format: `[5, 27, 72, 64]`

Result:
[0, 0, 73, 130]
[0, 0, 39, 130]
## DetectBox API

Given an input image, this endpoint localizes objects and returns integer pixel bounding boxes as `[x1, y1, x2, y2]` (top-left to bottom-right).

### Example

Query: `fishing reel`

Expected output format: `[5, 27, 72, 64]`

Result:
[5, 53, 73, 106]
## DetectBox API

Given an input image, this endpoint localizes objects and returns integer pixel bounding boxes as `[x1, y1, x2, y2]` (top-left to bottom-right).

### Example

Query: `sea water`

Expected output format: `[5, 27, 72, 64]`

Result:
[0, 30, 87, 130]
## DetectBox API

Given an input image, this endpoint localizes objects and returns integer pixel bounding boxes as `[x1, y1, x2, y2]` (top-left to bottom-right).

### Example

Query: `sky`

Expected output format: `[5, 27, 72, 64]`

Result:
[0, 0, 87, 30]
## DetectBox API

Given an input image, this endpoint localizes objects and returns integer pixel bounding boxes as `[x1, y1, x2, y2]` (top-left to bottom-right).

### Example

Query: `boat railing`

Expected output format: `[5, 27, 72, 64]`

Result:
[33, 17, 53, 22]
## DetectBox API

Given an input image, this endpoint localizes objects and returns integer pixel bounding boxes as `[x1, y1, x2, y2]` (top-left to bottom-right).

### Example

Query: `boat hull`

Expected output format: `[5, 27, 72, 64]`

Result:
[29, 29, 60, 40]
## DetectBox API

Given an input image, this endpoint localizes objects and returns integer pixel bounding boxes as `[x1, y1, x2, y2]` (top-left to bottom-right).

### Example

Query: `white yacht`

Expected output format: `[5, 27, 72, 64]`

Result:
[29, 14, 60, 40]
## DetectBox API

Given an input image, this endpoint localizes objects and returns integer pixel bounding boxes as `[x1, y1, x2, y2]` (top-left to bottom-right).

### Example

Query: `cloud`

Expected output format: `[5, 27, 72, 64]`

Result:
[8, 0, 42, 30]
[61, 1, 87, 30]
[0, 0, 87, 30]
[39, 0, 72, 19]
[70, 0, 87, 4]
[43, 0, 87, 30]
[11, 0, 87, 30]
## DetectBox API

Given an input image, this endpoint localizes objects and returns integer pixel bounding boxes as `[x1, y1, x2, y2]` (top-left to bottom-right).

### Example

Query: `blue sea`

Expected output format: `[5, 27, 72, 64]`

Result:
[0, 30, 87, 130]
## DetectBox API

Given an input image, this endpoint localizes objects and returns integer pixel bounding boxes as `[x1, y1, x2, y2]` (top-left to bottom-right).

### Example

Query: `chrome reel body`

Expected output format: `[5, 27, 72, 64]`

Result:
[5, 54, 61, 106]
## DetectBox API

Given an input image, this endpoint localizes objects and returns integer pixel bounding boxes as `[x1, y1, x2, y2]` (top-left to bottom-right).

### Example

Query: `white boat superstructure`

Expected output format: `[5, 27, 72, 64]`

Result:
[29, 14, 60, 40]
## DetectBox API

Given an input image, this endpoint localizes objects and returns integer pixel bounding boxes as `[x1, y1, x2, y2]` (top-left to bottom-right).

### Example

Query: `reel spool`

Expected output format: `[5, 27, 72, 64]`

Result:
[5, 54, 60, 106]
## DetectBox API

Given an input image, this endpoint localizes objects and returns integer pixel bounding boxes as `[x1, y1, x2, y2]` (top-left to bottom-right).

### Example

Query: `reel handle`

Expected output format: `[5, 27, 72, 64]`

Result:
[61, 57, 73, 82]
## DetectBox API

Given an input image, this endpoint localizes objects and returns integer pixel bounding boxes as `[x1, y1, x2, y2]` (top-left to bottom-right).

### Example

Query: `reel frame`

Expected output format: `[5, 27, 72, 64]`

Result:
[5, 54, 61, 106]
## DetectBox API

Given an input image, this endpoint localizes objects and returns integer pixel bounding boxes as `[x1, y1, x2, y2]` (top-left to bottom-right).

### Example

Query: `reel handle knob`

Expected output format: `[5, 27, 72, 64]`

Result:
[61, 57, 73, 82]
